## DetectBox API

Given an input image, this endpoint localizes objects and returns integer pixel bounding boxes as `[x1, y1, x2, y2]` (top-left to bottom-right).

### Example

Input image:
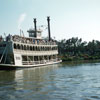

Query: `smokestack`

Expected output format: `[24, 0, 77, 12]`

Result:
[47, 16, 51, 41]
[34, 18, 37, 37]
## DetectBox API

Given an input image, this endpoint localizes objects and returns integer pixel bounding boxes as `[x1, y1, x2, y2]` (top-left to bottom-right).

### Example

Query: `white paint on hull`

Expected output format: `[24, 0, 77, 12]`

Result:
[0, 60, 62, 69]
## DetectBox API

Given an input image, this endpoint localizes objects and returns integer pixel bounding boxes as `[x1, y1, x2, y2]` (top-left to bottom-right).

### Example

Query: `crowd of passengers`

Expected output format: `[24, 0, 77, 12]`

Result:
[0, 34, 57, 45]
[7, 35, 56, 45]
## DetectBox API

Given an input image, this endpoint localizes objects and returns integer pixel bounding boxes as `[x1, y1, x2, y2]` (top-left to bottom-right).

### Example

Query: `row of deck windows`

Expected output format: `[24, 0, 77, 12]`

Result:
[14, 43, 58, 51]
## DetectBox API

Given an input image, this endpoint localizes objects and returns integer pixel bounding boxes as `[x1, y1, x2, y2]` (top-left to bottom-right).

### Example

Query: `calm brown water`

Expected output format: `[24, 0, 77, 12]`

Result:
[0, 61, 100, 100]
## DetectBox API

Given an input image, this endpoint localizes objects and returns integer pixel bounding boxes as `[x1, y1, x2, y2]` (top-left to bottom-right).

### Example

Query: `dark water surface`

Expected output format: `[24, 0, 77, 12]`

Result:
[0, 61, 100, 100]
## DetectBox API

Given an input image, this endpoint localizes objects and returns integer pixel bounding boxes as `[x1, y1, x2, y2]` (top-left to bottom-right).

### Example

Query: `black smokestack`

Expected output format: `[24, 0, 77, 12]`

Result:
[47, 16, 51, 41]
[34, 18, 37, 37]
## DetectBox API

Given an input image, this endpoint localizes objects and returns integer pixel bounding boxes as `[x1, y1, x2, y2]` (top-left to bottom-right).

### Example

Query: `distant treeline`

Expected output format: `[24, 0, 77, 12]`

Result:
[57, 37, 100, 61]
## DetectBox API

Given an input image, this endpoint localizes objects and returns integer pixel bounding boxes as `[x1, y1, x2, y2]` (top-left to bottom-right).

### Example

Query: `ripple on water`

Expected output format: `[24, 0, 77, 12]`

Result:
[0, 62, 100, 100]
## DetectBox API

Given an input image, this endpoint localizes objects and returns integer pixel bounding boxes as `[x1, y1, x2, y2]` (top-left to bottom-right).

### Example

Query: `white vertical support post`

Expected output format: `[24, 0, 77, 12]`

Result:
[51, 55, 53, 61]
[33, 56, 34, 64]
[47, 55, 49, 62]
[43, 55, 44, 64]
[38, 56, 40, 64]
[27, 55, 29, 65]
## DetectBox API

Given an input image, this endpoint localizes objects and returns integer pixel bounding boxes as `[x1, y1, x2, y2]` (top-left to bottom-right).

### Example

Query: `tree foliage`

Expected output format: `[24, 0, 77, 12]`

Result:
[57, 37, 100, 61]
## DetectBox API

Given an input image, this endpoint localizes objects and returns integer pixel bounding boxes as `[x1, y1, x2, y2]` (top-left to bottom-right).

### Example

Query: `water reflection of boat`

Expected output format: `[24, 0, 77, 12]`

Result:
[0, 17, 62, 69]
[14, 64, 59, 92]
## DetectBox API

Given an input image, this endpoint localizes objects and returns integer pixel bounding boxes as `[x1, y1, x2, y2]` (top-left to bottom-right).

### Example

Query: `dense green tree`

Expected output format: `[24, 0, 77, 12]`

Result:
[57, 37, 100, 61]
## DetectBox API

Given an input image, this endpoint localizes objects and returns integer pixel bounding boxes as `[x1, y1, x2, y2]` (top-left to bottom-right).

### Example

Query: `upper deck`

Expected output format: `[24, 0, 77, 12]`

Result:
[12, 35, 57, 46]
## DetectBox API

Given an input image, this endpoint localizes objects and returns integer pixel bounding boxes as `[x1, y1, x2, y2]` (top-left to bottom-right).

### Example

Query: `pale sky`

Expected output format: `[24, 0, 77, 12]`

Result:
[0, 0, 100, 41]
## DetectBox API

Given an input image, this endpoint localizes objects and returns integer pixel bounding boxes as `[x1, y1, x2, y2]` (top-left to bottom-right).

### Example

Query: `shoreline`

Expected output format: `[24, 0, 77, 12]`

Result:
[60, 55, 100, 62]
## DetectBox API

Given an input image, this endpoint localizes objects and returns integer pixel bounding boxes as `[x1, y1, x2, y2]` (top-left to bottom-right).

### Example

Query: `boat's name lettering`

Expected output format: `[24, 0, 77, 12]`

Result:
[16, 57, 20, 60]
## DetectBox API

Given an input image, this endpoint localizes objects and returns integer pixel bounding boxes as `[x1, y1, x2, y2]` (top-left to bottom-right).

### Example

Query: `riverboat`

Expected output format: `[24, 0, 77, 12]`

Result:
[0, 17, 62, 69]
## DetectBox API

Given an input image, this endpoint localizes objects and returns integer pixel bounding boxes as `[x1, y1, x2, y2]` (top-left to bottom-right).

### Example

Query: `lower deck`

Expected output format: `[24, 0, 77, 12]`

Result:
[0, 59, 62, 70]
[14, 54, 59, 66]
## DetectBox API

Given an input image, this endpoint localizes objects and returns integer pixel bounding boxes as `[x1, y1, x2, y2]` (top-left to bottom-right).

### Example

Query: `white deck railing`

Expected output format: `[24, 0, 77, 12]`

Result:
[22, 59, 59, 65]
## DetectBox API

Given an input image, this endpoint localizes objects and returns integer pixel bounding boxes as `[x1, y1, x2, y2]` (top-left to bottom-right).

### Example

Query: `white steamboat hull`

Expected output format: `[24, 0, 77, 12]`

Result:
[0, 60, 62, 69]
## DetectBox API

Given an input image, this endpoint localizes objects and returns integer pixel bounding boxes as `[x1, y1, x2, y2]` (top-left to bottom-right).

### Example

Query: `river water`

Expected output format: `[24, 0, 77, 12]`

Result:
[0, 61, 100, 100]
